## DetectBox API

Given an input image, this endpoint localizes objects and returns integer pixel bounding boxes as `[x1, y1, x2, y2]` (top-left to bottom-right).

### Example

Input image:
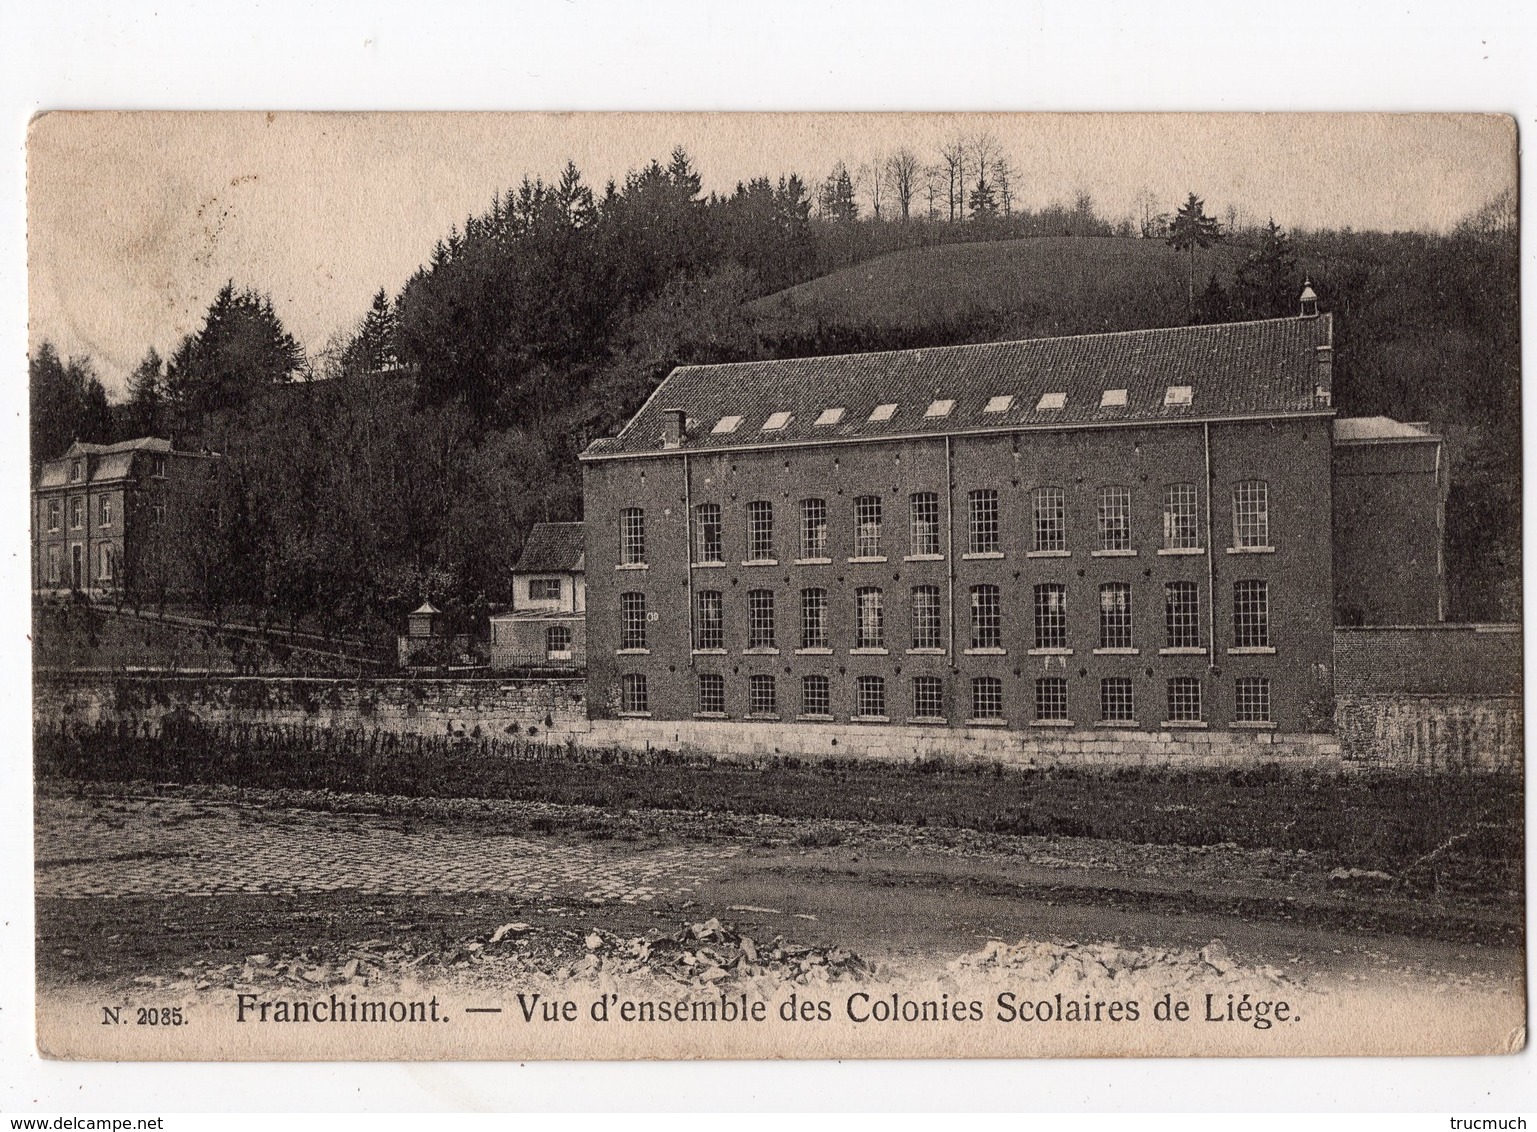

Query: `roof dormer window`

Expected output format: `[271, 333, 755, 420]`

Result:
[1036, 392, 1066, 411]
[924, 399, 955, 418]
[761, 411, 792, 432]
[869, 403, 897, 422]
[69, 460, 82, 482]
[815, 407, 845, 426]
[1164, 385, 1193, 406]
[712, 415, 743, 434]
[1100, 389, 1128, 408]
[984, 395, 1014, 413]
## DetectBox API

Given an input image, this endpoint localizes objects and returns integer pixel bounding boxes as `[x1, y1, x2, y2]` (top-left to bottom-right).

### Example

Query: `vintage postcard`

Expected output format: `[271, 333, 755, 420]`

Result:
[27, 111, 1522, 1060]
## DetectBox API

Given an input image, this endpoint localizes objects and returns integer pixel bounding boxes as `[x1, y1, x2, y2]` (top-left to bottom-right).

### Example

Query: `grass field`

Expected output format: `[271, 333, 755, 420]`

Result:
[748, 236, 1248, 340]
[37, 721, 1522, 901]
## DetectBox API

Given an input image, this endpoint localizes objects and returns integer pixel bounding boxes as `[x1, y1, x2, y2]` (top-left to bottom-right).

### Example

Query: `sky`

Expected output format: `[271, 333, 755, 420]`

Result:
[27, 111, 1516, 398]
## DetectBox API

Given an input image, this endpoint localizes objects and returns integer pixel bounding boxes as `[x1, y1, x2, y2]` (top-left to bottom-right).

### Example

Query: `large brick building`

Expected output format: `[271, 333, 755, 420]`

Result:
[579, 299, 1444, 752]
[32, 437, 221, 601]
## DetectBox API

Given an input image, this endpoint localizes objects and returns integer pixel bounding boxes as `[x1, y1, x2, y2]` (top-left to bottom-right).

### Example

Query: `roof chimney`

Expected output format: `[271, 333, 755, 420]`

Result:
[661, 408, 688, 449]
[1299, 279, 1319, 319]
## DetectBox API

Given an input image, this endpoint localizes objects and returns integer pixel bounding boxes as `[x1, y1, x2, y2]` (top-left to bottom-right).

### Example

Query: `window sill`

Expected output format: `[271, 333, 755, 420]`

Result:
[692, 711, 728, 719]
[1031, 719, 1073, 728]
[906, 647, 946, 656]
[849, 647, 889, 656]
[906, 716, 947, 725]
[1162, 720, 1209, 730]
[615, 562, 649, 570]
[1157, 547, 1205, 556]
[964, 647, 1006, 656]
[691, 648, 727, 656]
[966, 717, 1007, 727]
[1026, 549, 1070, 559]
[1095, 720, 1141, 730]
[691, 560, 726, 569]
[746, 713, 781, 721]
[1091, 549, 1137, 558]
[743, 647, 781, 656]
[796, 713, 834, 722]
[616, 648, 651, 656]
[1028, 647, 1073, 656]
[1232, 720, 1277, 730]
[794, 647, 832, 655]
[903, 553, 945, 562]
[1226, 546, 1275, 555]
[847, 555, 888, 564]
[1159, 646, 1208, 656]
[741, 559, 779, 567]
[962, 551, 1004, 560]
[851, 715, 890, 724]
[794, 557, 832, 566]
[1093, 647, 1139, 656]
[618, 711, 652, 718]
[547, 652, 572, 661]
[1227, 646, 1276, 655]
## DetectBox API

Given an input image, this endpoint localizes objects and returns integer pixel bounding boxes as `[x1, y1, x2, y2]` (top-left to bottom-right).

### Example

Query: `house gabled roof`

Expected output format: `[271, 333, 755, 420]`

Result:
[512, 522, 585, 574]
[1333, 417, 1438, 443]
[583, 314, 1334, 459]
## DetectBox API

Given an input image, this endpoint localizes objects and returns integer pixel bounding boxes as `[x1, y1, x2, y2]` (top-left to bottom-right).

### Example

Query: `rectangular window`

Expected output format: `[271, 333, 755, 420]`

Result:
[746, 500, 774, 561]
[694, 502, 723, 563]
[620, 592, 648, 650]
[1033, 583, 1068, 650]
[698, 672, 725, 714]
[1163, 483, 1200, 549]
[1032, 486, 1065, 552]
[1164, 581, 1201, 649]
[621, 673, 649, 714]
[1035, 677, 1069, 721]
[46, 545, 60, 584]
[800, 588, 828, 649]
[800, 498, 828, 559]
[1232, 481, 1270, 548]
[910, 492, 942, 556]
[695, 590, 724, 650]
[967, 489, 1000, 554]
[69, 460, 82, 483]
[1235, 676, 1272, 723]
[1233, 580, 1270, 648]
[1100, 677, 1135, 722]
[749, 674, 778, 715]
[1098, 582, 1133, 649]
[854, 495, 883, 557]
[910, 585, 942, 650]
[70, 498, 83, 530]
[151, 456, 167, 478]
[801, 674, 831, 716]
[47, 500, 60, 531]
[546, 625, 572, 658]
[529, 578, 562, 601]
[98, 545, 114, 581]
[972, 676, 1004, 720]
[855, 587, 884, 649]
[747, 589, 776, 649]
[1167, 676, 1203, 723]
[970, 584, 1001, 650]
[99, 497, 113, 527]
[1098, 485, 1131, 551]
[152, 503, 166, 525]
[855, 675, 886, 718]
[620, 508, 646, 565]
[911, 676, 944, 719]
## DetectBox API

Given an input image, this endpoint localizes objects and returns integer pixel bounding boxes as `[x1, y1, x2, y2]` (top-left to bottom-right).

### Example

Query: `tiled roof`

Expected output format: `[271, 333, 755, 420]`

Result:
[513, 522, 585, 574]
[37, 437, 201, 489]
[1333, 417, 1436, 443]
[584, 315, 1333, 459]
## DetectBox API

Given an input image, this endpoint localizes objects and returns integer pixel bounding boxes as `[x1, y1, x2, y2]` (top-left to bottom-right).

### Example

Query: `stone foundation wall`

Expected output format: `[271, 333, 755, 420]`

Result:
[1335, 694, 1523, 773]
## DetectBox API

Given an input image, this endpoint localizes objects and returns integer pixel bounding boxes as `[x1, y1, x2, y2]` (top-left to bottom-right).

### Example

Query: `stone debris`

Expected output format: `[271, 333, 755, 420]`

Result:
[949, 937, 1294, 995]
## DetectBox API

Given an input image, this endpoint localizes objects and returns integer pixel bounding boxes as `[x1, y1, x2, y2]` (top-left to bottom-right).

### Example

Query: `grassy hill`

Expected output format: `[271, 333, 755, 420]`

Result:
[748, 236, 1248, 342]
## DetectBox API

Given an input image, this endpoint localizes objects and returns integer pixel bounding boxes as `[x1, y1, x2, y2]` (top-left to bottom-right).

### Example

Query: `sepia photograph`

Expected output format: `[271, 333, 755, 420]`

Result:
[24, 110, 1522, 1063]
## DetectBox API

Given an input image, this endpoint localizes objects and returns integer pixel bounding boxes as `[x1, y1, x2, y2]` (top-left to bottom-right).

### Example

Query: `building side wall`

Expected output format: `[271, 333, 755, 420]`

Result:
[585, 416, 1335, 734]
[489, 616, 587, 669]
[1332, 441, 1445, 625]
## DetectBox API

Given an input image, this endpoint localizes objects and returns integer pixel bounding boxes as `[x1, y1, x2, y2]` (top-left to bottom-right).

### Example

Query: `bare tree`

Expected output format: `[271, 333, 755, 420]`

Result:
[884, 147, 921, 223]
[1133, 187, 1162, 238]
[859, 156, 884, 220]
[922, 164, 943, 221]
[992, 155, 1015, 217]
[939, 137, 968, 223]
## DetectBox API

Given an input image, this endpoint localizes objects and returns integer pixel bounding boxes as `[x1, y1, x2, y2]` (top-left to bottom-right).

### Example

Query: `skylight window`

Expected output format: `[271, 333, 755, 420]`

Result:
[712, 415, 743, 434]
[984, 395, 1014, 414]
[1036, 392, 1066, 411]
[761, 411, 793, 431]
[1100, 389, 1128, 408]
[1164, 385, 1194, 406]
[869, 403, 897, 422]
[924, 399, 955, 418]
[815, 407, 845, 426]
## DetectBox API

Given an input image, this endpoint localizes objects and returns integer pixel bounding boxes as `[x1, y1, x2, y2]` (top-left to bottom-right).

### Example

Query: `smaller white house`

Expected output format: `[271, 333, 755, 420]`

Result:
[489, 522, 586, 669]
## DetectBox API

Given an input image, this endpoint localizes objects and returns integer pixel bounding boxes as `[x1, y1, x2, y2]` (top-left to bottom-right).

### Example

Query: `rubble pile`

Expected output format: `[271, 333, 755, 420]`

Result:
[950, 937, 1295, 994]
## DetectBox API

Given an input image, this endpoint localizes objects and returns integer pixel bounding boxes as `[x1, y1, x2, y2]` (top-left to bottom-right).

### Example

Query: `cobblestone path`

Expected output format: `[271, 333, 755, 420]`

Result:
[35, 795, 736, 902]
